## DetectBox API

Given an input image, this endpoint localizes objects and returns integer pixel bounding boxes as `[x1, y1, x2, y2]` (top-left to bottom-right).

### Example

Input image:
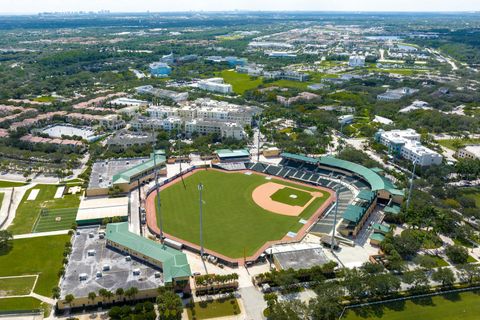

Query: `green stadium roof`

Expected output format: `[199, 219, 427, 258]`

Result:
[105, 222, 191, 283]
[372, 223, 391, 234]
[370, 233, 386, 242]
[215, 149, 250, 159]
[357, 190, 376, 201]
[112, 150, 166, 185]
[384, 204, 402, 215]
[280, 153, 404, 197]
[342, 204, 366, 223]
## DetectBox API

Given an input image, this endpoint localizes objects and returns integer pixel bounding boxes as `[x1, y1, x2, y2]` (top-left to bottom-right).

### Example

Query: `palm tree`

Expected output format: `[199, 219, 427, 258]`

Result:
[87, 292, 96, 305]
[65, 294, 75, 308]
[115, 287, 124, 300]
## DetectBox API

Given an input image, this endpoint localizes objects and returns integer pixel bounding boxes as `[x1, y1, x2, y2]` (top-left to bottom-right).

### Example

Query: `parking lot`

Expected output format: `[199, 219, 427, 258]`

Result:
[60, 227, 163, 299]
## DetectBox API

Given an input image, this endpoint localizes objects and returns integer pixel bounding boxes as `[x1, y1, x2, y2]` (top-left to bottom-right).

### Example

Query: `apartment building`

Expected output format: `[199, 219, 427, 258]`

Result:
[197, 78, 233, 94]
[349, 55, 366, 67]
[375, 129, 443, 166]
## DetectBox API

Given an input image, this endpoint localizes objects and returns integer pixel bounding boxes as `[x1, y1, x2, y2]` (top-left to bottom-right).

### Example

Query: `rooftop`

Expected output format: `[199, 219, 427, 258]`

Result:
[106, 223, 191, 283]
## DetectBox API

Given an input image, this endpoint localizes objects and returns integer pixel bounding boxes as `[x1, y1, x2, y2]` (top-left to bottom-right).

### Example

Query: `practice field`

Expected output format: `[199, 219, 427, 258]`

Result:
[8, 184, 81, 234]
[344, 290, 480, 320]
[270, 187, 313, 207]
[32, 207, 78, 233]
[0, 235, 70, 297]
[151, 170, 331, 259]
[0, 276, 36, 296]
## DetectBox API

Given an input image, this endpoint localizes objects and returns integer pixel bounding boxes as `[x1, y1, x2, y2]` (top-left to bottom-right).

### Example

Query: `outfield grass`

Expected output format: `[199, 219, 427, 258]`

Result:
[157, 170, 329, 258]
[219, 70, 263, 94]
[0, 297, 43, 312]
[187, 298, 240, 320]
[0, 180, 27, 188]
[0, 276, 36, 296]
[270, 187, 313, 207]
[8, 184, 81, 234]
[344, 290, 480, 320]
[0, 235, 70, 297]
[437, 138, 480, 151]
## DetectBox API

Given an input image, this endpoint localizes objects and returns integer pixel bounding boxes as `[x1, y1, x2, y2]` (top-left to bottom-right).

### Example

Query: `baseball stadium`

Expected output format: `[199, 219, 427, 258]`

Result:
[145, 151, 404, 266]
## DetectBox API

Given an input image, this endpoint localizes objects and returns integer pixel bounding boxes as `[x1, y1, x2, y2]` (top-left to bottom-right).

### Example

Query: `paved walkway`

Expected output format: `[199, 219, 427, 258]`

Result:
[0, 183, 35, 230]
[13, 230, 70, 239]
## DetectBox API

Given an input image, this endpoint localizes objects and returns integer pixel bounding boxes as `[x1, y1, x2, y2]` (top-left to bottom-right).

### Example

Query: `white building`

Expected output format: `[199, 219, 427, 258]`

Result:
[349, 55, 366, 67]
[197, 78, 232, 94]
[100, 115, 125, 130]
[456, 145, 480, 160]
[110, 98, 149, 108]
[185, 120, 245, 139]
[376, 129, 443, 166]
[377, 87, 419, 101]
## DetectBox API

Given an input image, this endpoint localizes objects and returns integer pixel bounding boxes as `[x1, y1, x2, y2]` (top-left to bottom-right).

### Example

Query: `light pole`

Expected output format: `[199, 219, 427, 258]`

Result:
[331, 188, 339, 252]
[406, 160, 418, 210]
[153, 146, 164, 243]
[257, 117, 261, 163]
[198, 183, 204, 259]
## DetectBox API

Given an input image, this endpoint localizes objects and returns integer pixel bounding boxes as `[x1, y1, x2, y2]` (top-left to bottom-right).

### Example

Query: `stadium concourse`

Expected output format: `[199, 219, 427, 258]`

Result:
[143, 151, 404, 269]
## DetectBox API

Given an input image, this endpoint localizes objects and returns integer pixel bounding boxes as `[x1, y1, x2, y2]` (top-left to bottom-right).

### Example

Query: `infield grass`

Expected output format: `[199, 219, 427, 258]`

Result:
[270, 187, 313, 207]
[344, 290, 480, 320]
[157, 170, 329, 258]
[0, 235, 70, 297]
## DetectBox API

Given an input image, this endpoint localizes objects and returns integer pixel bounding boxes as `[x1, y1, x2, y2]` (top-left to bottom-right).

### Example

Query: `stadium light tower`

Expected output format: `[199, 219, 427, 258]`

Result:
[257, 117, 262, 162]
[406, 160, 418, 209]
[331, 188, 339, 252]
[198, 183, 204, 259]
[153, 144, 164, 243]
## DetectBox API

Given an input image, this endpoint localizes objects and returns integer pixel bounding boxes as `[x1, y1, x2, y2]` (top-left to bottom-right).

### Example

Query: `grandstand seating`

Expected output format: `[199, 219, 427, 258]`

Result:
[265, 165, 282, 176]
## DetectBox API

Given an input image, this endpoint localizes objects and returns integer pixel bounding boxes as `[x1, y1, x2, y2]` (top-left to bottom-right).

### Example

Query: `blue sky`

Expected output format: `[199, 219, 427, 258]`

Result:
[1, 0, 480, 14]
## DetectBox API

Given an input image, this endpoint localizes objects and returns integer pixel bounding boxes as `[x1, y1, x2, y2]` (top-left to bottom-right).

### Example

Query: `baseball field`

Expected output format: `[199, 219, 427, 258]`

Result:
[149, 169, 333, 260]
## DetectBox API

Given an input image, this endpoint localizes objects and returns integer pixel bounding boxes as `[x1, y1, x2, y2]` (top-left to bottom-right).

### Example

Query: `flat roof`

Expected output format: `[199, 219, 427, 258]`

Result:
[342, 204, 366, 223]
[112, 151, 166, 185]
[76, 196, 129, 222]
[88, 157, 149, 190]
[106, 223, 191, 282]
[60, 227, 163, 299]
[215, 149, 250, 159]
[270, 243, 329, 270]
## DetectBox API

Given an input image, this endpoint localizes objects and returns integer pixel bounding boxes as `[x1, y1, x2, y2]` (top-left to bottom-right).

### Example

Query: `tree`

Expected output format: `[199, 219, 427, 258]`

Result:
[156, 287, 183, 320]
[0, 230, 13, 251]
[125, 287, 139, 300]
[402, 270, 429, 292]
[361, 262, 384, 275]
[458, 264, 480, 284]
[64, 294, 75, 307]
[432, 268, 455, 287]
[263, 292, 278, 309]
[414, 255, 438, 270]
[267, 300, 309, 320]
[88, 292, 97, 305]
[115, 287, 124, 298]
[52, 286, 61, 299]
[368, 273, 401, 297]
[445, 245, 469, 264]
[342, 268, 367, 300]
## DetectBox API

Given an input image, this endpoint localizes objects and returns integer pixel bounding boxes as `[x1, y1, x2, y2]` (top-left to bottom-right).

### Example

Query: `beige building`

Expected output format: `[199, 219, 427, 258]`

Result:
[456, 145, 480, 160]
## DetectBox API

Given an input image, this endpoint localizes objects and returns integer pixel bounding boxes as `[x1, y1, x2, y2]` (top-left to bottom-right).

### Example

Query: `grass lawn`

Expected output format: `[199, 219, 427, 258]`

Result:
[424, 254, 449, 267]
[219, 70, 263, 94]
[0, 297, 44, 311]
[270, 187, 313, 207]
[33, 207, 78, 233]
[437, 138, 480, 151]
[33, 96, 55, 103]
[0, 180, 27, 188]
[0, 192, 3, 211]
[467, 255, 477, 263]
[157, 170, 329, 258]
[266, 79, 310, 90]
[344, 290, 480, 320]
[0, 235, 70, 297]
[453, 238, 475, 248]
[8, 184, 80, 235]
[187, 298, 240, 320]
[0, 276, 36, 296]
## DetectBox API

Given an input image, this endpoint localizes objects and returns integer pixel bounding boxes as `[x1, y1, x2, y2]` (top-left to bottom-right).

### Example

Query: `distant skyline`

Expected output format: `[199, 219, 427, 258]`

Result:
[1, 0, 480, 14]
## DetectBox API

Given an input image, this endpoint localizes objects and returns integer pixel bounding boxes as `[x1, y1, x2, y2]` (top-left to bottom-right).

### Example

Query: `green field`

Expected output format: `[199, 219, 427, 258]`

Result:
[187, 298, 240, 320]
[157, 170, 329, 258]
[219, 70, 263, 94]
[266, 79, 310, 90]
[8, 184, 81, 235]
[344, 290, 480, 320]
[0, 180, 27, 188]
[0, 276, 36, 296]
[32, 207, 78, 233]
[437, 138, 480, 151]
[270, 187, 313, 207]
[0, 297, 44, 312]
[0, 235, 70, 297]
